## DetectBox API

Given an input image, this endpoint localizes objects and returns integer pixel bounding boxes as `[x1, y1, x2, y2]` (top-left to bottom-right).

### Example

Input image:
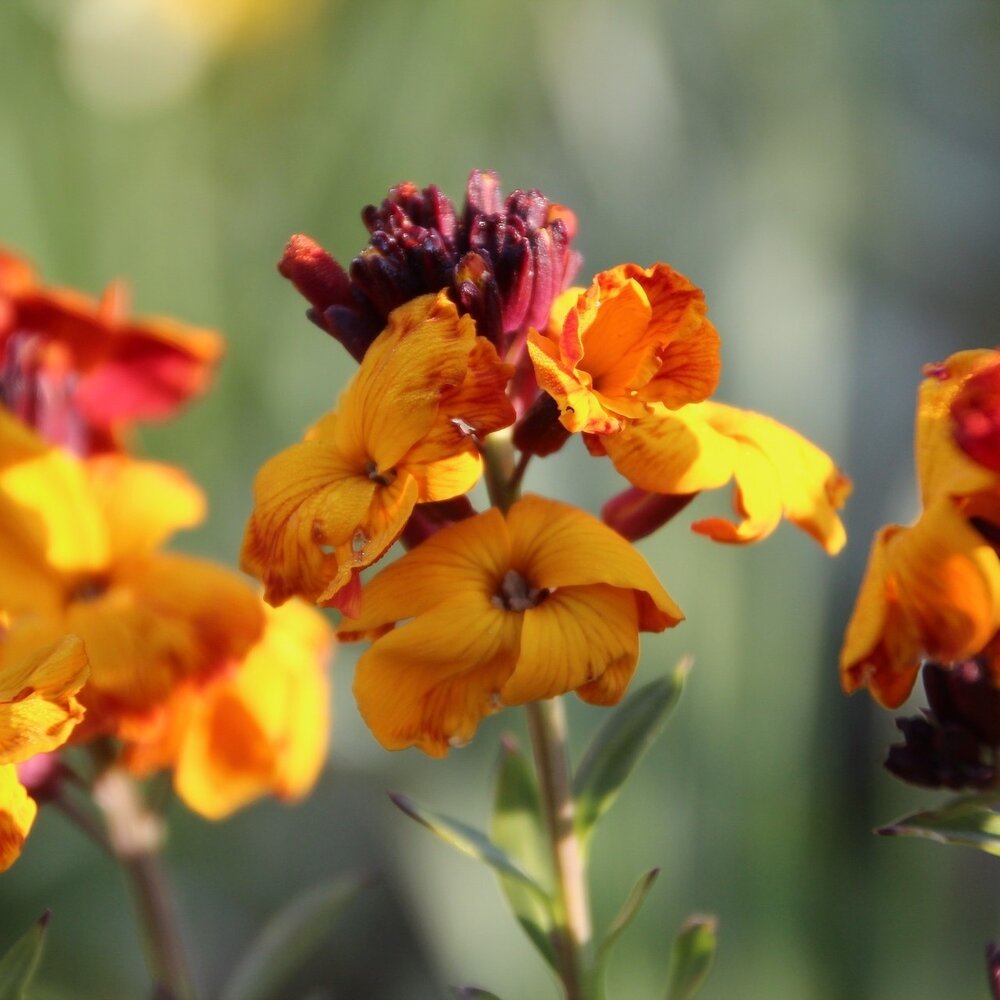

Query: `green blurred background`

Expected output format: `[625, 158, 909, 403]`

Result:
[2, 0, 1000, 996]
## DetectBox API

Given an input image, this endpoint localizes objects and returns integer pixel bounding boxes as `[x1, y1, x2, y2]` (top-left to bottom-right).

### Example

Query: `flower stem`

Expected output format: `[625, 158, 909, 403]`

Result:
[526, 698, 593, 1000]
[91, 767, 197, 1000]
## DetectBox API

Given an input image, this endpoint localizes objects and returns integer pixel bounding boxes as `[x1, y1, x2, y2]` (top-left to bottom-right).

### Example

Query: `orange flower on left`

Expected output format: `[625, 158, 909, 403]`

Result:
[0, 408, 264, 739]
[0, 634, 89, 871]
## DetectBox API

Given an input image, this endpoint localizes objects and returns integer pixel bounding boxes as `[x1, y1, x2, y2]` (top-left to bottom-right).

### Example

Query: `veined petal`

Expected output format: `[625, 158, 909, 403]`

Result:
[0, 634, 88, 763]
[503, 584, 639, 707]
[437, 335, 516, 436]
[0, 765, 36, 873]
[402, 422, 483, 502]
[505, 494, 682, 631]
[353, 594, 521, 756]
[340, 508, 510, 637]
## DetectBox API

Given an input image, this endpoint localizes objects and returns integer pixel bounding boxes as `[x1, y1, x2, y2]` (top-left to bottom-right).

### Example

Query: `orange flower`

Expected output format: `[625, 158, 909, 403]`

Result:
[526, 263, 721, 435]
[0, 409, 263, 738]
[595, 401, 850, 553]
[339, 495, 682, 757]
[123, 600, 332, 820]
[242, 291, 515, 610]
[842, 350, 1000, 706]
[0, 633, 89, 871]
[0, 249, 223, 455]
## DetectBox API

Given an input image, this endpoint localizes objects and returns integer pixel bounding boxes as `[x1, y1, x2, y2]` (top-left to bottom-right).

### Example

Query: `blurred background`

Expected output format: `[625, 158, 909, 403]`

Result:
[2, 0, 1000, 996]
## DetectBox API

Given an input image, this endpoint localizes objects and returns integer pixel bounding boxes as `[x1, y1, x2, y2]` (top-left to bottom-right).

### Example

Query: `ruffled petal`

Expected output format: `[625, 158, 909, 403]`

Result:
[0, 765, 36, 873]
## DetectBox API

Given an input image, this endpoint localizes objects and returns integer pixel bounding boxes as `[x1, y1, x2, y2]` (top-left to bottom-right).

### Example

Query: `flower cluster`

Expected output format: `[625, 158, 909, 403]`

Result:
[841, 349, 1000, 787]
[244, 170, 850, 756]
[0, 250, 332, 871]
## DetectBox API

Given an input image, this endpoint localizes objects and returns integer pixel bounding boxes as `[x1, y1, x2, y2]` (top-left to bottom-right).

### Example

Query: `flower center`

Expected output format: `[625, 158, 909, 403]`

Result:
[366, 461, 397, 487]
[490, 569, 548, 612]
[69, 573, 109, 603]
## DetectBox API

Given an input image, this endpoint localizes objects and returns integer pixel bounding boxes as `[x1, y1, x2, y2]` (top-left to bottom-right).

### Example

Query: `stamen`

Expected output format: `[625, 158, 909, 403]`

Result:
[366, 460, 397, 486]
[490, 569, 548, 611]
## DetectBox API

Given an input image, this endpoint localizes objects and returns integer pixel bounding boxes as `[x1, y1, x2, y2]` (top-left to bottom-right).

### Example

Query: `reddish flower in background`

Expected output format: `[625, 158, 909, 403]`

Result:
[0, 249, 223, 455]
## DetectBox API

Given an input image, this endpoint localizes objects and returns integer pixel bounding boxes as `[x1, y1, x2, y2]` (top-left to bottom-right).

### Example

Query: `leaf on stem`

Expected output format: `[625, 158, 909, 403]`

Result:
[390, 792, 549, 900]
[664, 914, 717, 1000]
[218, 874, 368, 1000]
[0, 911, 49, 1000]
[878, 795, 1000, 856]
[490, 737, 557, 968]
[451, 987, 505, 999]
[574, 658, 690, 844]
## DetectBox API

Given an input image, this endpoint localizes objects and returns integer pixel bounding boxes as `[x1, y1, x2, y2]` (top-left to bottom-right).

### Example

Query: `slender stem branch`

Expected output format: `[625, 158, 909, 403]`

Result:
[526, 699, 593, 1000]
[91, 767, 197, 1000]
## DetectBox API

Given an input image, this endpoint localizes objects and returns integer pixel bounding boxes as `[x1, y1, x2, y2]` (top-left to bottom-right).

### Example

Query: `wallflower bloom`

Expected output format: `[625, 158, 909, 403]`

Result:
[0, 633, 89, 871]
[0, 410, 263, 737]
[841, 350, 1000, 707]
[123, 601, 332, 820]
[340, 495, 683, 757]
[526, 264, 721, 436]
[0, 249, 223, 455]
[242, 291, 515, 610]
[595, 401, 850, 552]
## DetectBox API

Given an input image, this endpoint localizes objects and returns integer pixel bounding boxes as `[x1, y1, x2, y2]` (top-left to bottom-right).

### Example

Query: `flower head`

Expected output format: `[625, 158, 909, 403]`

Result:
[339, 494, 682, 757]
[278, 170, 580, 361]
[0, 249, 223, 455]
[242, 291, 515, 610]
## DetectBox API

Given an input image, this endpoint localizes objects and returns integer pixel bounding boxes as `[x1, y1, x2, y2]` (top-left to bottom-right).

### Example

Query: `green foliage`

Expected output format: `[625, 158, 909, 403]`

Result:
[574, 659, 690, 846]
[591, 869, 661, 996]
[490, 739, 557, 968]
[0, 912, 48, 1000]
[664, 915, 718, 1000]
[451, 988, 504, 999]
[879, 795, 1000, 856]
[218, 875, 367, 1000]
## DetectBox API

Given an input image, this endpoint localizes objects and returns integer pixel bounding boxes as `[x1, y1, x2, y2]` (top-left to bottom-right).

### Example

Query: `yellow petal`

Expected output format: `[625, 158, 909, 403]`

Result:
[0, 765, 36, 873]
[353, 594, 521, 756]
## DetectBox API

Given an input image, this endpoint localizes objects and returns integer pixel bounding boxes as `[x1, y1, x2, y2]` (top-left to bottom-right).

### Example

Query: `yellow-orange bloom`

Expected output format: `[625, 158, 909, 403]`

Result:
[340, 495, 683, 757]
[0, 633, 89, 871]
[526, 263, 721, 435]
[595, 401, 851, 553]
[242, 291, 515, 609]
[842, 350, 1000, 706]
[0, 410, 263, 738]
[124, 601, 332, 820]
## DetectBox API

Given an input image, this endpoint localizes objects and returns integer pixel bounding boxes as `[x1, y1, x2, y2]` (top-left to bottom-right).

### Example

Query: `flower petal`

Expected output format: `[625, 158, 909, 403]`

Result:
[0, 765, 36, 873]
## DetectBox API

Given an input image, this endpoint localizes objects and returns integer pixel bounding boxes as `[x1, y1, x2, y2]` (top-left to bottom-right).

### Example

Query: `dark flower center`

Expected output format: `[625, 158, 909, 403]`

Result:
[491, 569, 548, 612]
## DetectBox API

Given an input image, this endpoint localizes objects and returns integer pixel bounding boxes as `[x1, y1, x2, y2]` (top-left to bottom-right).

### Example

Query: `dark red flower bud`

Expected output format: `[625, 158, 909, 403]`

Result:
[952, 357, 1000, 473]
[601, 486, 699, 542]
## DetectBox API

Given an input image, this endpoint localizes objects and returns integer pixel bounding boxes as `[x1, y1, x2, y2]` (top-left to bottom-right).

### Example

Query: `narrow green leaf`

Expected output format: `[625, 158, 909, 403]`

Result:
[664, 915, 718, 1000]
[219, 875, 367, 1000]
[451, 988, 504, 999]
[391, 792, 548, 902]
[0, 912, 49, 1000]
[878, 795, 1000, 855]
[491, 737, 557, 969]
[574, 659, 690, 843]
[599, 869, 660, 963]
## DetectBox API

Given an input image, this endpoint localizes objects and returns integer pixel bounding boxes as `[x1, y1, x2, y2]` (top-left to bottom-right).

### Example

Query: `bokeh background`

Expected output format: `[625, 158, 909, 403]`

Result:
[2, 0, 1000, 996]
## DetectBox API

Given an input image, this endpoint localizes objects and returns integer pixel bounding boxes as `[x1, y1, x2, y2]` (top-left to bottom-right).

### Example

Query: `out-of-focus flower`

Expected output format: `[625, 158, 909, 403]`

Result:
[0, 249, 223, 456]
[152, 0, 324, 52]
[339, 495, 682, 757]
[0, 634, 89, 871]
[842, 350, 1000, 707]
[123, 600, 332, 820]
[279, 170, 580, 362]
[526, 264, 720, 436]
[0, 409, 263, 738]
[595, 401, 850, 552]
[242, 292, 514, 611]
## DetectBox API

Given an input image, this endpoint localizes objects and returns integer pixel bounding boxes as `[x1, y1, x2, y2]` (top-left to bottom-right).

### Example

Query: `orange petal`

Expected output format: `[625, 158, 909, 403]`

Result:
[437, 335, 516, 436]
[0, 765, 36, 873]
[352, 594, 521, 756]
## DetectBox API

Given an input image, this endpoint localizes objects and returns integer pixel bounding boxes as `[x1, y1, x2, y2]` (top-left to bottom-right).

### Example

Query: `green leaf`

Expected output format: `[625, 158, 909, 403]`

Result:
[878, 795, 1000, 855]
[451, 988, 504, 999]
[490, 737, 557, 969]
[218, 874, 367, 1000]
[574, 658, 690, 844]
[664, 915, 718, 1000]
[391, 792, 549, 902]
[598, 868, 660, 963]
[0, 912, 49, 1000]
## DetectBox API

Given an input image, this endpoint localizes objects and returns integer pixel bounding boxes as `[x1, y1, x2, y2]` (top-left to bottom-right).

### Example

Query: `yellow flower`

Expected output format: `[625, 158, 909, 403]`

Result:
[526, 263, 721, 435]
[0, 409, 264, 738]
[0, 633, 89, 872]
[841, 350, 1000, 706]
[340, 495, 682, 757]
[242, 291, 515, 610]
[595, 401, 850, 552]
[123, 601, 332, 820]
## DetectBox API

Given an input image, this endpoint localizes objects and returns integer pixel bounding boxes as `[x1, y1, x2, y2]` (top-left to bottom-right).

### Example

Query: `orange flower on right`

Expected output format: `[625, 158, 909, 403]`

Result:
[841, 349, 1000, 707]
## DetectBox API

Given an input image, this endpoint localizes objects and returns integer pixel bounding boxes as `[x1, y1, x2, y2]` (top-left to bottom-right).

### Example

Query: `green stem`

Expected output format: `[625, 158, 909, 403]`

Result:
[91, 767, 197, 1000]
